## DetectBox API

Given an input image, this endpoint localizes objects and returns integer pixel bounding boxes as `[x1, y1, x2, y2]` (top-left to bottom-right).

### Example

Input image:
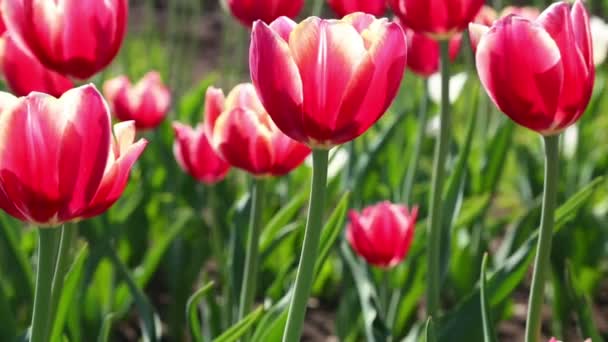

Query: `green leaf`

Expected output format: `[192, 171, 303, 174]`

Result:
[564, 261, 603, 342]
[0, 278, 16, 341]
[0, 216, 34, 304]
[439, 105, 477, 280]
[314, 192, 351, 275]
[438, 177, 603, 341]
[259, 190, 308, 251]
[341, 242, 390, 342]
[212, 306, 265, 342]
[186, 282, 215, 342]
[177, 73, 219, 123]
[422, 317, 436, 342]
[97, 313, 118, 342]
[480, 254, 497, 342]
[479, 121, 514, 193]
[50, 246, 89, 342]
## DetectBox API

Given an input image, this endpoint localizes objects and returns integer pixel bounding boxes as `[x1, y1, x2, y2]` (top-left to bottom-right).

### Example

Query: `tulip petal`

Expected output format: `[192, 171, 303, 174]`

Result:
[289, 17, 367, 143]
[269, 16, 296, 41]
[476, 16, 563, 132]
[333, 21, 407, 145]
[250, 21, 307, 143]
[537, 2, 591, 130]
[468, 23, 490, 53]
[268, 132, 311, 175]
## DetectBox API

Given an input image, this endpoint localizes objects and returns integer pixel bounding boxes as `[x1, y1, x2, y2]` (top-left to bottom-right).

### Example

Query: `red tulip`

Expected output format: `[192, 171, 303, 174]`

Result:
[172, 122, 230, 184]
[2, 0, 128, 79]
[327, 0, 386, 17]
[447, 5, 498, 60]
[471, 0, 594, 135]
[204, 83, 311, 176]
[389, 0, 485, 39]
[0, 84, 147, 225]
[250, 13, 407, 148]
[0, 33, 73, 97]
[226, 0, 304, 27]
[103, 72, 171, 130]
[347, 201, 418, 268]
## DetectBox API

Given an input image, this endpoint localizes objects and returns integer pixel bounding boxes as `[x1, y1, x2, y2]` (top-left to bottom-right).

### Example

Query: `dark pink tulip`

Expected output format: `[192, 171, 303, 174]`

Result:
[0, 84, 147, 225]
[250, 13, 407, 148]
[347, 201, 418, 268]
[204, 84, 311, 176]
[471, 0, 594, 135]
[501, 6, 540, 20]
[389, 0, 485, 39]
[2, 0, 128, 79]
[327, 0, 386, 17]
[0, 33, 73, 97]
[227, 0, 303, 27]
[173, 122, 230, 184]
[103, 72, 171, 130]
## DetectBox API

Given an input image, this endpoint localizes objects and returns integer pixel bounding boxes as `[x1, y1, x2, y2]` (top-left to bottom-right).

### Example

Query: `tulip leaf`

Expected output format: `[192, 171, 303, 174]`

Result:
[212, 306, 265, 342]
[0, 216, 34, 305]
[438, 176, 603, 341]
[564, 261, 603, 342]
[259, 189, 308, 251]
[480, 254, 497, 342]
[341, 241, 391, 342]
[97, 313, 118, 342]
[479, 121, 514, 194]
[50, 246, 89, 342]
[250, 191, 351, 342]
[422, 317, 436, 342]
[186, 281, 215, 342]
[439, 103, 477, 281]
[0, 280, 16, 341]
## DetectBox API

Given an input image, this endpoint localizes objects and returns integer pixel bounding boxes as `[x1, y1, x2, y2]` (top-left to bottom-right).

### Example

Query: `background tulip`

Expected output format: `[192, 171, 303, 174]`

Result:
[2, 0, 128, 79]
[0, 33, 73, 97]
[250, 13, 407, 148]
[204, 83, 311, 176]
[226, 0, 304, 27]
[173, 122, 230, 184]
[389, 0, 485, 39]
[590, 16, 608, 65]
[472, 1, 594, 135]
[0, 84, 147, 225]
[347, 201, 418, 268]
[103, 72, 171, 130]
[327, 0, 386, 17]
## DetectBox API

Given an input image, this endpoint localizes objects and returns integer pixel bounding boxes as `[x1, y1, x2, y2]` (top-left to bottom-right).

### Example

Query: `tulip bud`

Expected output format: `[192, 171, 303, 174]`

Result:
[173, 122, 230, 184]
[103, 72, 171, 130]
[2, 0, 128, 79]
[347, 201, 418, 268]
[204, 83, 311, 177]
[473, 0, 594, 135]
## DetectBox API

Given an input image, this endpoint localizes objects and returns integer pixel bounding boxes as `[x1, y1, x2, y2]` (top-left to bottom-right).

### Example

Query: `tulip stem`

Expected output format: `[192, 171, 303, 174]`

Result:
[402, 79, 429, 204]
[31, 225, 73, 342]
[426, 40, 451, 319]
[238, 178, 266, 320]
[525, 134, 559, 342]
[283, 149, 329, 342]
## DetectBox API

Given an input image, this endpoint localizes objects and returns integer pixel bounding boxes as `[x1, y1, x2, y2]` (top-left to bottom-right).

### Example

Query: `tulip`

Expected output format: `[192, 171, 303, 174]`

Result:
[327, 0, 386, 17]
[449, 5, 498, 58]
[500, 6, 541, 20]
[250, 13, 407, 148]
[0, 33, 73, 97]
[472, 3, 594, 341]
[2, 0, 128, 79]
[226, 0, 304, 27]
[590, 16, 608, 65]
[347, 202, 417, 268]
[204, 83, 311, 176]
[471, 1, 594, 136]
[172, 122, 230, 184]
[389, 0, 485, 39]
[0, 84, 147, 224]
[103, 72, 171, 130]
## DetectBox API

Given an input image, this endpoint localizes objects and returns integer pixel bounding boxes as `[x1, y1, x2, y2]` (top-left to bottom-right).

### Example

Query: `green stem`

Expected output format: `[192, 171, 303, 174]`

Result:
[30, 228, 62, 342]
[238, 178, 266, 320]
[426, 40, 451, 319]
[283, 149, 329, 342]
[524, 134, 560, 342]
[49, 225, 76, 320]
[312, 0, 324, 17]
[402, 79, 429, 204]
